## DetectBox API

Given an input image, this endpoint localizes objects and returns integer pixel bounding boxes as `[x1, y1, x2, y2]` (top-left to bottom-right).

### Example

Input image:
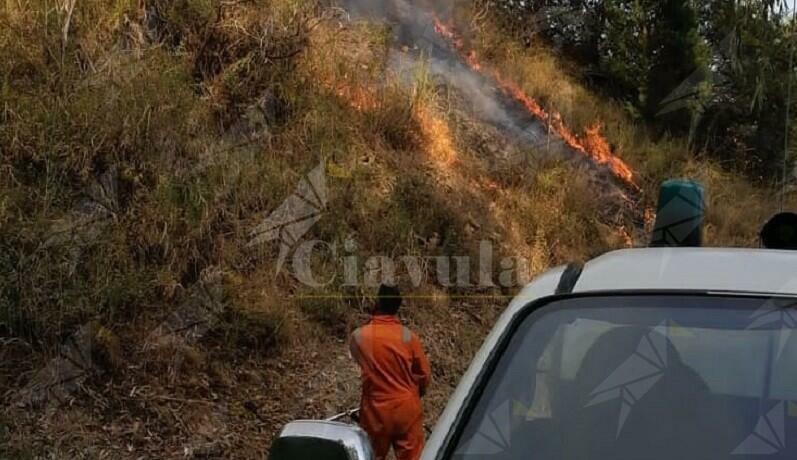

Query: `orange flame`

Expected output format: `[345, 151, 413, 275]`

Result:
[432, 20, 462, 48]
[432, 17, 636, 186]
[417, 106, 458, 167]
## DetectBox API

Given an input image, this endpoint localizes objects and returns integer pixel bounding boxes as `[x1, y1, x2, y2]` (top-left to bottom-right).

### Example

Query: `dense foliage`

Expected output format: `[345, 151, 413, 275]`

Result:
[491, 0, 797, 179]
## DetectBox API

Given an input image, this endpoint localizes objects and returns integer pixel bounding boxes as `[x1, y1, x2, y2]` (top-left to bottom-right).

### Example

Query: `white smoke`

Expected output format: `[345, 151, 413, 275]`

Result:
[340, 0, 559, 149]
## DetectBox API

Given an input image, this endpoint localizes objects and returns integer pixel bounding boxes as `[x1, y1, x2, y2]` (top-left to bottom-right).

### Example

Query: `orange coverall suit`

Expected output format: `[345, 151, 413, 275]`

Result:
[350, 315, 431, 460]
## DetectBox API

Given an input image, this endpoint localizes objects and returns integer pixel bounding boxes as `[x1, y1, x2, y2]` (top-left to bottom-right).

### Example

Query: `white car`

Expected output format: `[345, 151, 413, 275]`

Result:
[270, 246, 797, 460]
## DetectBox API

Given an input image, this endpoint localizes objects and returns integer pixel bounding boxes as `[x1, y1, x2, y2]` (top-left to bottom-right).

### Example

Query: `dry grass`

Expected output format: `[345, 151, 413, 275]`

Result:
[1, 0, 793, 456]
[0, 0, 685, 346]
[466, 8, 795, 247]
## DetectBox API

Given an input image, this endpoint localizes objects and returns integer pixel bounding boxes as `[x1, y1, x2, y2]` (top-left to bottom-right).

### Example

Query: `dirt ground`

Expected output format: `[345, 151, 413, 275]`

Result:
[1, 293, 504, 458]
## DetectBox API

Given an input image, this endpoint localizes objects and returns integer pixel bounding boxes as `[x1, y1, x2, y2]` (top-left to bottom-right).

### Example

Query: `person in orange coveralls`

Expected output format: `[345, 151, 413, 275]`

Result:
[349, 284, 431, 460]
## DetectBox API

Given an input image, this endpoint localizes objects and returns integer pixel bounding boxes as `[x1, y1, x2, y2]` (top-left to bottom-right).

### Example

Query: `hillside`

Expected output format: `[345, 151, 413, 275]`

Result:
[1, 0, 793, 458]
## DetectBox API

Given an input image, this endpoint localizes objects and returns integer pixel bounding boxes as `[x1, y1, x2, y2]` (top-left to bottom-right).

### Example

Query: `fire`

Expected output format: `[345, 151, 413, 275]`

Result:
[432, 20, 462, 48]
[417, 105, 458, 167]
[581, 124, 635, 184]
[432, 16, 636, 187]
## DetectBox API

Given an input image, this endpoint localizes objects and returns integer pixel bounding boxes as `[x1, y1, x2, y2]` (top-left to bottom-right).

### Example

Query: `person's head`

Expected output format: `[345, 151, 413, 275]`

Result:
[761, 212, 797, 250]
[375, 284, 402, 316]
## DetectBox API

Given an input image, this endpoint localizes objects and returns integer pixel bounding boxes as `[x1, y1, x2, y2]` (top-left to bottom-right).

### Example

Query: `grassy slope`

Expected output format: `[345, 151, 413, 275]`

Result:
[466, 15, 795, 246]
[1, 0, 793, 457]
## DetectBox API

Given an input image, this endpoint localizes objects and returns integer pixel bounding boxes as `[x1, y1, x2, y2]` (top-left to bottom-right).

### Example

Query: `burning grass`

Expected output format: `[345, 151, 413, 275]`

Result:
[432, 16, 637, 187]
[453, 4, 795, 245]
[1, 0, 791, 456]
[416, 105, 458, 167]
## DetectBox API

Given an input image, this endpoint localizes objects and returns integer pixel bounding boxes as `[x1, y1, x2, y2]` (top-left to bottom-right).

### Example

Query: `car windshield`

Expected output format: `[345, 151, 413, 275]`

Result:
[449, 295, 797, 460]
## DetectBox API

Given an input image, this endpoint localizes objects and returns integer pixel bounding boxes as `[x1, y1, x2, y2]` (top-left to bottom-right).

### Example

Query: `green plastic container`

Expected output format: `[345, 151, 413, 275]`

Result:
[650, 180, 706, 248]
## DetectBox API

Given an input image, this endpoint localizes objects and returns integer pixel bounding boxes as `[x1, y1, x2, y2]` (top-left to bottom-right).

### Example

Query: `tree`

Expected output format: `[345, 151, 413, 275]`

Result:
[646, 0, 710, 134]
[599, 0, 653, 105]
[595, 0, 710, 131]
[490, 0, 796, 178]
[697, 0, 796, 176]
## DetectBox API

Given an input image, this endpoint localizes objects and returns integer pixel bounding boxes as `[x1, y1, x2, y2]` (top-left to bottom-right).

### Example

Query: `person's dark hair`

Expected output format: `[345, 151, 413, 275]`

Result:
[761, 212, 797, 250]
[376, 284, 402, 315]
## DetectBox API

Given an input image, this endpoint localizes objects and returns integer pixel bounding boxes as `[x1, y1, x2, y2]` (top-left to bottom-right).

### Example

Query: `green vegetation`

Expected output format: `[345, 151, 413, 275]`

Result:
[492, 0, 797, 177]
[0, 0, 794, 455]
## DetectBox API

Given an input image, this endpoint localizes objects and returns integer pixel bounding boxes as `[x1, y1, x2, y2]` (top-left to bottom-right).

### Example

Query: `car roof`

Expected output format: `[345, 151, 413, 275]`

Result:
[424, 249, 796, 458]
[574, 248, 797, 296]
[425, 248, 796, 458]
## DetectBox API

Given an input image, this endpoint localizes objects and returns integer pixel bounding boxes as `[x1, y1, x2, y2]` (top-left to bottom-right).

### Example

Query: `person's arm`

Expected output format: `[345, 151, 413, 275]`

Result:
[349, 329, 363, 366]
[411, 334, 432, 398]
